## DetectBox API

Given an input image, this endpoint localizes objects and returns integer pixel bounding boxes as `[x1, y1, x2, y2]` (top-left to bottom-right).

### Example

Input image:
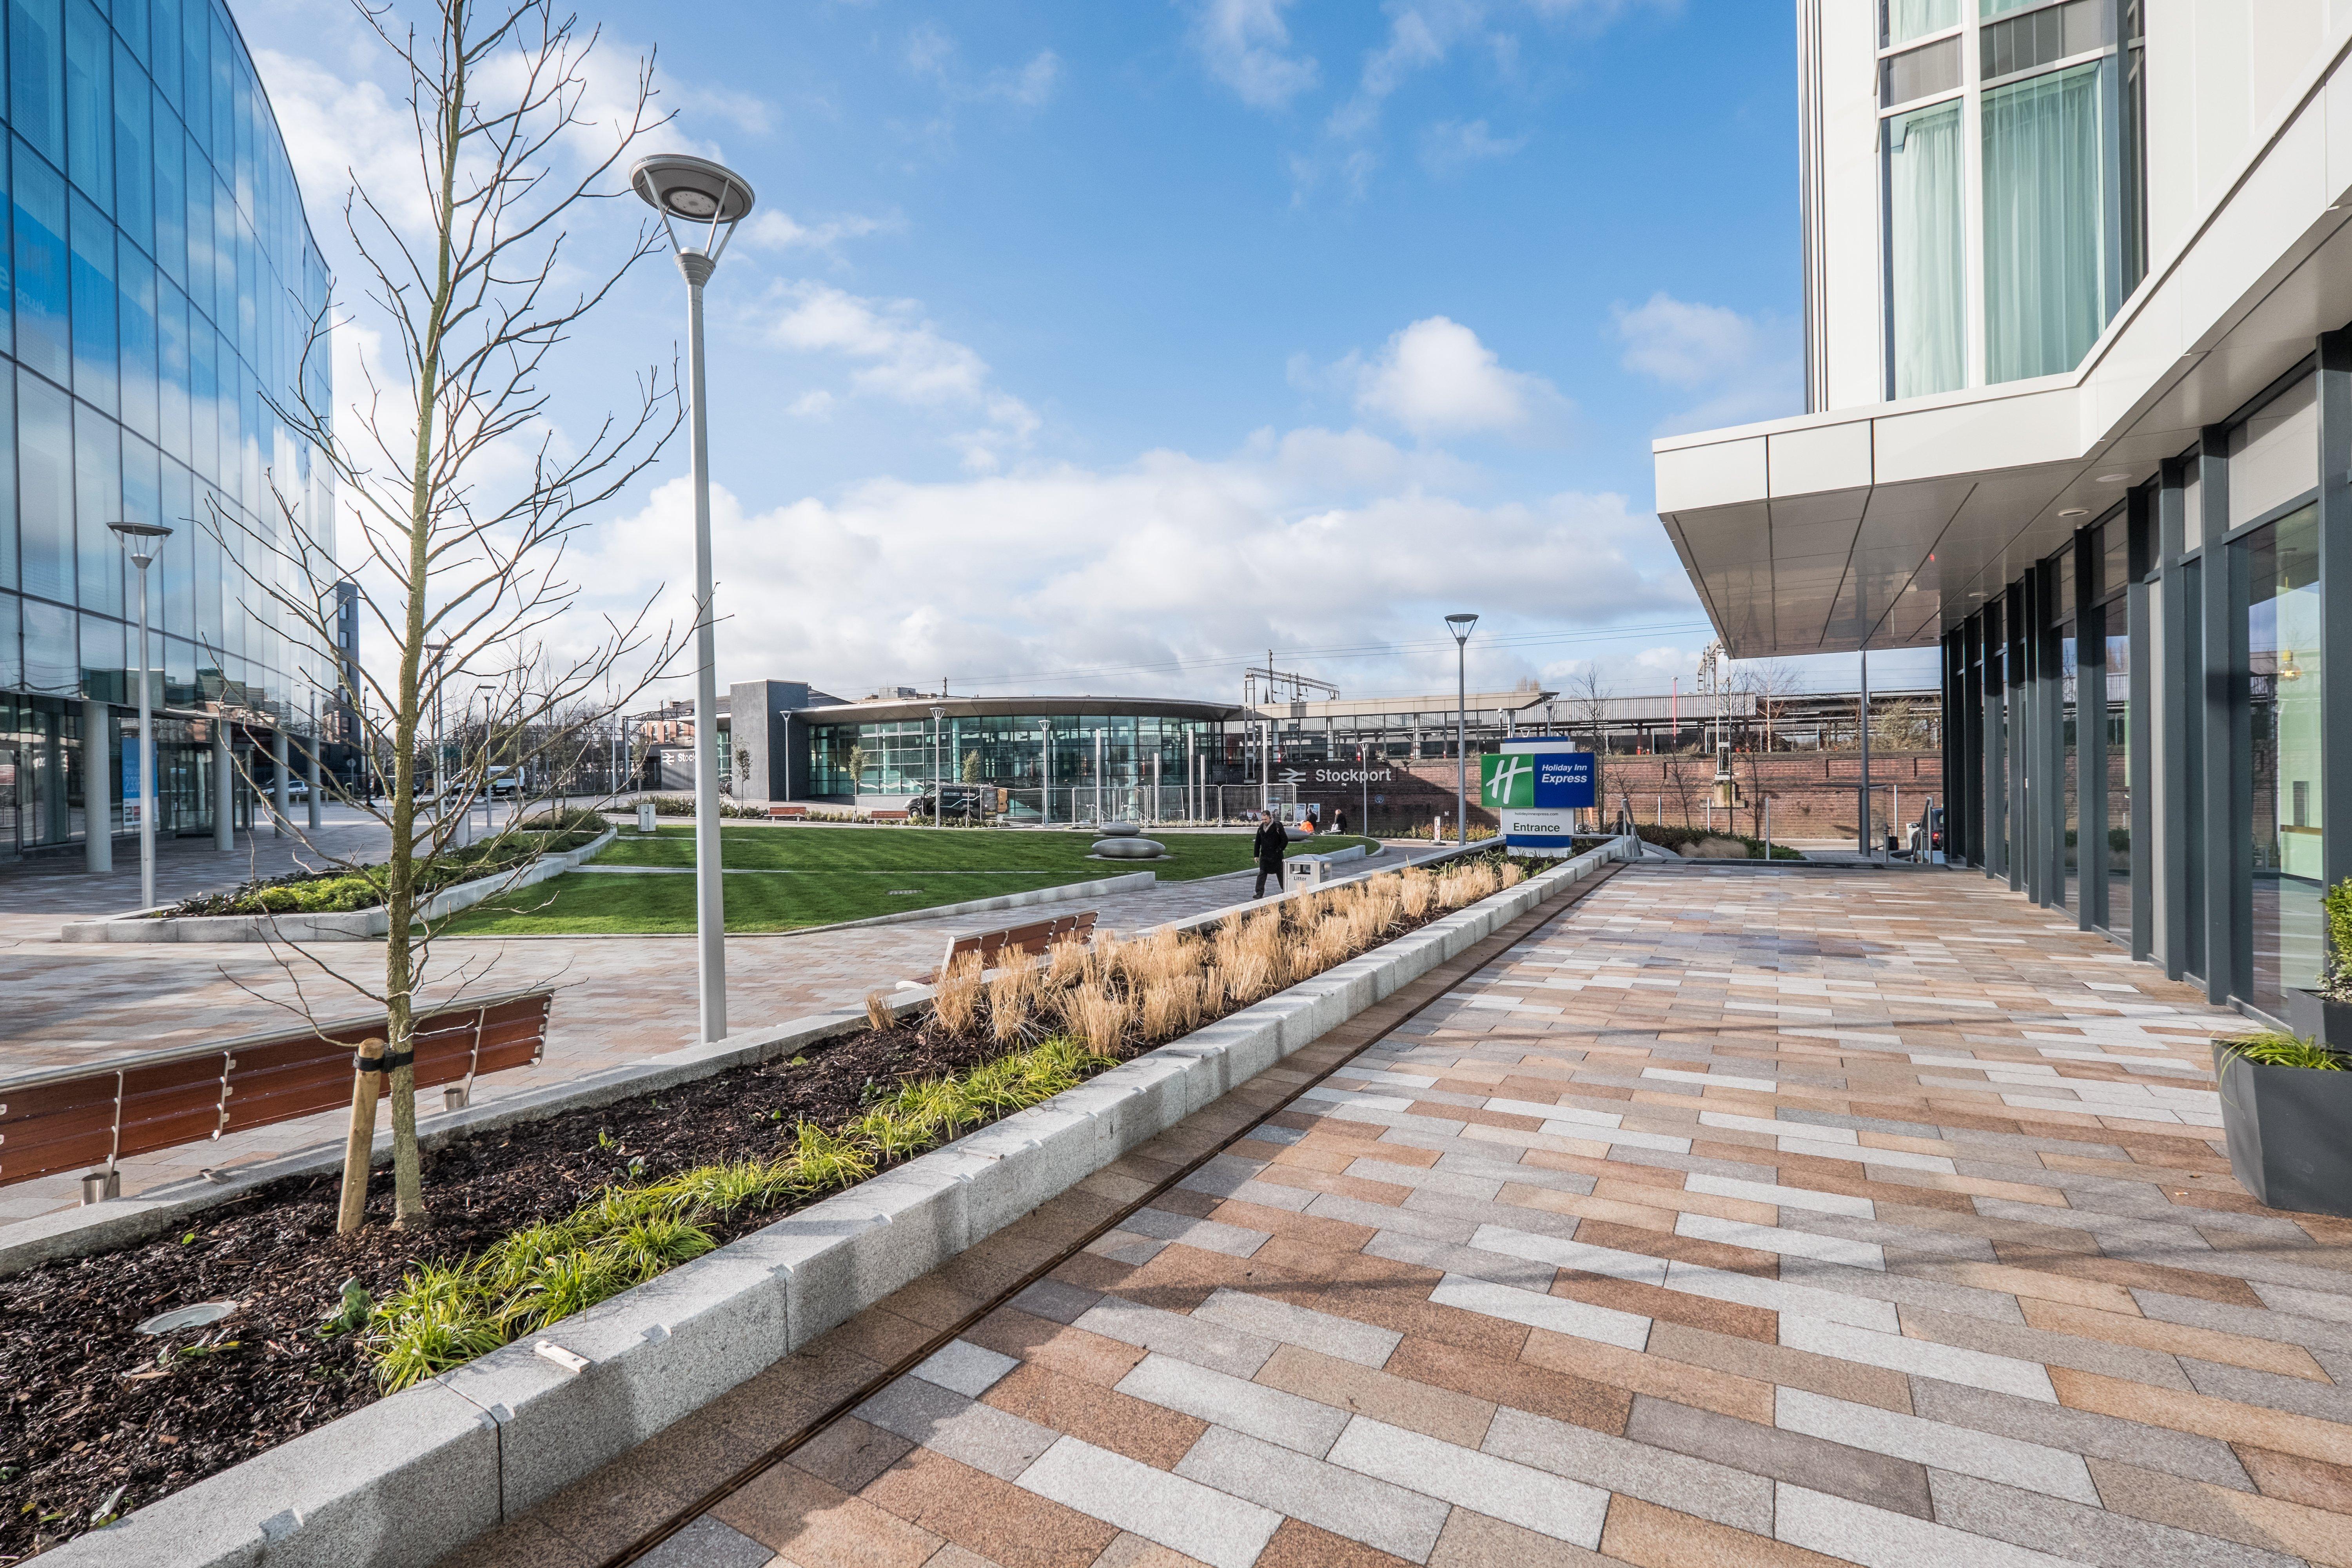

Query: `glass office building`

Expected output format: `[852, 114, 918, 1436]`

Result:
[0, 0, 332, 866]
[802, 697, 1240, 824]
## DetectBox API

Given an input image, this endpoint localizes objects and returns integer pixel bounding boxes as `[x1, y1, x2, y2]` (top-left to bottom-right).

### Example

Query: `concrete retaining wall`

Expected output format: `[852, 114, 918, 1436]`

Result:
[58, 830, 619, 944]
[36, 837, 1636, 1568]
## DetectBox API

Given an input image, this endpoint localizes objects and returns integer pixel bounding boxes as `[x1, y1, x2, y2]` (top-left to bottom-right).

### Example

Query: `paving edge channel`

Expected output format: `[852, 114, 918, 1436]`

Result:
[34, 837, 1636, 1568]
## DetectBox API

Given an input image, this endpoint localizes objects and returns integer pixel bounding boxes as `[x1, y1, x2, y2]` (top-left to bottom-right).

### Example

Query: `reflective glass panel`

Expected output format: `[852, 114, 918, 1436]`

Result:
[2249, 505, 2323, 1011]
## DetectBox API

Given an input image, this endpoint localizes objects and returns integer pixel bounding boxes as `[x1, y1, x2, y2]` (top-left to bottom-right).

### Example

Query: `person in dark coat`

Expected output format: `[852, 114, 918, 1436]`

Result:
[1332, 805, 1349, 837]
[1252, 813, 1289, 898]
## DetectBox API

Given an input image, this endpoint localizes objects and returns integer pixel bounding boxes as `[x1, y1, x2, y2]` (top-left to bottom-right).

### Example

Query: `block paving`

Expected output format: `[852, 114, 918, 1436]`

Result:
[439, 862, 2352, 1568]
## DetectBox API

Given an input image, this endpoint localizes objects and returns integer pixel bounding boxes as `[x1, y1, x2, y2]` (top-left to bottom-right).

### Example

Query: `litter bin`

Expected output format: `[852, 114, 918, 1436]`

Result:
[637, 801, 657, 834]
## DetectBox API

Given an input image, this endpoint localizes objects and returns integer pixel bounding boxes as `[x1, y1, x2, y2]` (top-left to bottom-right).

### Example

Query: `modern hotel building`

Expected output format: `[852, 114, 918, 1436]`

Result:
[0, 0, 332, 868]
[1656, 1, 2352, 1020]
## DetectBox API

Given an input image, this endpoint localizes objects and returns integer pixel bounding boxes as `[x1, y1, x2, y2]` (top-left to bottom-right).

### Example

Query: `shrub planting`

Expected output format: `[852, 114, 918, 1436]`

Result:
[361, 1038, 1113, 1389]
[150, 820, 608, 918]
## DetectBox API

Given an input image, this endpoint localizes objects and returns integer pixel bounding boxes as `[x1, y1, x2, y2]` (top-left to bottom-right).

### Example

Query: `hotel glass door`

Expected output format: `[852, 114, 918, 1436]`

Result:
[2247, 505, 2323, 1012]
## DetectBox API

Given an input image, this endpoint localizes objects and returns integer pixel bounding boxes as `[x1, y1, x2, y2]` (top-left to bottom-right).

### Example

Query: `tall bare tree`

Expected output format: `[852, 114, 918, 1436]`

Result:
[220, 0, 686, 1229]
[1560, 665, 1614, 831]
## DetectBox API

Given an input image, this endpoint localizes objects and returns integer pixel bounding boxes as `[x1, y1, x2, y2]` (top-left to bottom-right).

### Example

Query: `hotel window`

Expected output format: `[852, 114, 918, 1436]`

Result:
[1886, 0, 1958, 47]
[1983, 58, 2107, 383]
[1888, 100, 1965, 397]
[1880, 0, 2148, 397]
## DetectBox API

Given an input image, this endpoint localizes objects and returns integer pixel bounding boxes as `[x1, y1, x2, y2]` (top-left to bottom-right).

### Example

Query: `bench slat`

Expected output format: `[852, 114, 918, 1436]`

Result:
[0, 992, 554, 1187]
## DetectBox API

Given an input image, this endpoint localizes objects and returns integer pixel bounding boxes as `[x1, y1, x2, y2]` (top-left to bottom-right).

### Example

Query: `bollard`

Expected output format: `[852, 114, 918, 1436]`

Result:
[337, 1038, 387, 1234]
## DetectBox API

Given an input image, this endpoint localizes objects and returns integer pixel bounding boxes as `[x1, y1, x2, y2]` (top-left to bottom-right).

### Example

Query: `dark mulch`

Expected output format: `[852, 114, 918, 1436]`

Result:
[0, 1018, 1082, 1562]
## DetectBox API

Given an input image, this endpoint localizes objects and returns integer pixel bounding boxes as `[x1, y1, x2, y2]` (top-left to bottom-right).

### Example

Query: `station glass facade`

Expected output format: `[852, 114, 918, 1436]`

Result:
[808, 711, 1226, 814]
[1942, 339, 2348, 1020]
[0, 0, 331, 862]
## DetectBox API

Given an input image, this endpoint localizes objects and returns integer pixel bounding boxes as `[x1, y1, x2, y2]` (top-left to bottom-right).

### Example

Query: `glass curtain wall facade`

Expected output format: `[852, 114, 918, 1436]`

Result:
[0, 0, 331, 862]
[807, 713, 1229, 823]
[1941, 334, 2350, 1026]
[1879, 0, 2147, 399]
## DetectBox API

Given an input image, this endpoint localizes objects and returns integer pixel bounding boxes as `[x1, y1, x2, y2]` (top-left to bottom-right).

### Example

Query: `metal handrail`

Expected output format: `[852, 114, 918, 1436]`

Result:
[0, 985, 554, 1094]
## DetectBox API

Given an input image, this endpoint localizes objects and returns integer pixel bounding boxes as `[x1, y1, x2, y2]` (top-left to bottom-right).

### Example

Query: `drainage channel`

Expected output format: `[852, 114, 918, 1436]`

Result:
[583, 861, 1623, 1568]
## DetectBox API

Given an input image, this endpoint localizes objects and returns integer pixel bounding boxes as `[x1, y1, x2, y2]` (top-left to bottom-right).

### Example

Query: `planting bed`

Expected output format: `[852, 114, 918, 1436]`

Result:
[0, 850, 1537, 1561]
[0, 1020, 1058, 1561]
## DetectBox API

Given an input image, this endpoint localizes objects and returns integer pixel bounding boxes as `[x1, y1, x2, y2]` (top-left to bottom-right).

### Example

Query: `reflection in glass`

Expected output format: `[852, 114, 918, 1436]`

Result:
[2104, 621, 2131, 937]
[2060, 632, 2077, 910]
[2249, 506, 2323, 1011]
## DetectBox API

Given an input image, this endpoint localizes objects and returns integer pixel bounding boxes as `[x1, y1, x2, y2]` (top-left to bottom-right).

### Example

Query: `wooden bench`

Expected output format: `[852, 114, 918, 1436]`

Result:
[939, 910, 1098, 976]
[0, 989, 554, 1189]
[869, 809, 911, 822]
[767, 804, 808, 819]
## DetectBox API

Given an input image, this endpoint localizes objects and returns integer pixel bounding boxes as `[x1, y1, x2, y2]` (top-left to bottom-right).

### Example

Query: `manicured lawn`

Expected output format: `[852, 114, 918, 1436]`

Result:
[441, 826, 1375, 935]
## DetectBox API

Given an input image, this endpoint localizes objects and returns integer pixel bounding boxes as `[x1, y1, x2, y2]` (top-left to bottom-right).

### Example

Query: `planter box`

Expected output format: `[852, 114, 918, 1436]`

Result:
[2212, 1042, 2352, 1218]
[2281, 987, 2352, 1047]
[58, 829, 615, 944]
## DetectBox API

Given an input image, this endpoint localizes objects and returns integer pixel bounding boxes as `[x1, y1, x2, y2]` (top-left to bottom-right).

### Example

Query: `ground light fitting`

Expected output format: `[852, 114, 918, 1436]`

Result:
[2096, 472, 2132, 481]
[2059, 508, 2090, 517]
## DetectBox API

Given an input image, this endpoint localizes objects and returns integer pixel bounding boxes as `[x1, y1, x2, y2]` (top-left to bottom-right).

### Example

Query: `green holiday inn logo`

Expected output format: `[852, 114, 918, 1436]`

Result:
[1480, 753, 1535, 807]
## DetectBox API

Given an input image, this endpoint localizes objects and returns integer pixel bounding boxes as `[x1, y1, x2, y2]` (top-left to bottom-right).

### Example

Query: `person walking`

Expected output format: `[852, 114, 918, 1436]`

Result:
[1252, 812, 1288, 898]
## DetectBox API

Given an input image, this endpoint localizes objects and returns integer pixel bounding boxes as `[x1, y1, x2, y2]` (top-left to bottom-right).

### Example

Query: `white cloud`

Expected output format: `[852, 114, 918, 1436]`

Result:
[1419, 118, 1527, 172]
[1348, 316, 1568, 439]
[1189, 0, 1320, 109]
[1612, 292, 1802, 433]
[739, 209, 897, 255]
[756, 281, 1040, 468]
[907, 23, 1061, 108]
[1613, 293, 1757, 387]
[572, 431, 1690, 702]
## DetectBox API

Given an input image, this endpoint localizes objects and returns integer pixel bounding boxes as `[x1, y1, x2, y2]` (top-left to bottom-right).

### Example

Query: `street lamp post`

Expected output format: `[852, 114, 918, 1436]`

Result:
[634, 152, 756, 1047]
[109, 521, 172, 909]
[931, 704, 945, 830]
[1445, 613, 1478, 845]
[476, 681, 498, 839]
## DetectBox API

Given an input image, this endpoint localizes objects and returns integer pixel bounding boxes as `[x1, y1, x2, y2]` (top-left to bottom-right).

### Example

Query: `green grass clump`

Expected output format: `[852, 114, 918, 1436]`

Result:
[2223, 1032, 2351, 1071]
[363, 1036, 1115, 1389]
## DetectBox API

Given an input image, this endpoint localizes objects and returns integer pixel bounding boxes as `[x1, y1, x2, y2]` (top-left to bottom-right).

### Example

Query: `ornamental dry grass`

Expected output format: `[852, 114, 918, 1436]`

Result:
[926, 853, 1530, 1060]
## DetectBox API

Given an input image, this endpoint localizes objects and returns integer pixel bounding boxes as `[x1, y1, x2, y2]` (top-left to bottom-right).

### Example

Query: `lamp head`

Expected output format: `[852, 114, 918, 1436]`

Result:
[1445, 612, 1479, 644]
[110, 519, 172, 566]
[631, 154, 756, 263]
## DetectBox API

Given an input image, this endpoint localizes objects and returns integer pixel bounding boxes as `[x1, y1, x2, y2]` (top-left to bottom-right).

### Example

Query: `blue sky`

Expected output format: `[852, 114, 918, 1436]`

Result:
[243, 0, 1939, 705]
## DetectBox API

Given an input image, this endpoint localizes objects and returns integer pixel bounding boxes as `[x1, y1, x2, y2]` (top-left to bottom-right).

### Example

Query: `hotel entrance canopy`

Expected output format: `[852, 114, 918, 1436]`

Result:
[1652, 34, 2352, 659]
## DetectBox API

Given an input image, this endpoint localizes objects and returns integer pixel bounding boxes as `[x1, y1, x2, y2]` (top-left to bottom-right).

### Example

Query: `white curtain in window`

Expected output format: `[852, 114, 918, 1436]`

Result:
[1984, 64, 2109, 384]
[1890, 102, 1965, 398]
[1892, 0, 1957, 42]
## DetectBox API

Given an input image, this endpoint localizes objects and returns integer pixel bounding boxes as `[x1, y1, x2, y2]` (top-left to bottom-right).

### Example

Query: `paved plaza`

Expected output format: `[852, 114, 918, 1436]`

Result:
[445, 860, 2352, 1568]
[0, 822, 1403, 1224]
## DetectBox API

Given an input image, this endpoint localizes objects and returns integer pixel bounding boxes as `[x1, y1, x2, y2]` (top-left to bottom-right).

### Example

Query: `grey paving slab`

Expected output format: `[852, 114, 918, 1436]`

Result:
[1175, 1425, 1452, 1561]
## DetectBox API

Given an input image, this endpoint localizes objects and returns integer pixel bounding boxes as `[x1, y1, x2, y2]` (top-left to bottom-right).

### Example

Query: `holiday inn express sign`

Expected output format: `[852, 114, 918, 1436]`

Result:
[1480, 749, 1593, 809]
[1484, 740, 1593, 854]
